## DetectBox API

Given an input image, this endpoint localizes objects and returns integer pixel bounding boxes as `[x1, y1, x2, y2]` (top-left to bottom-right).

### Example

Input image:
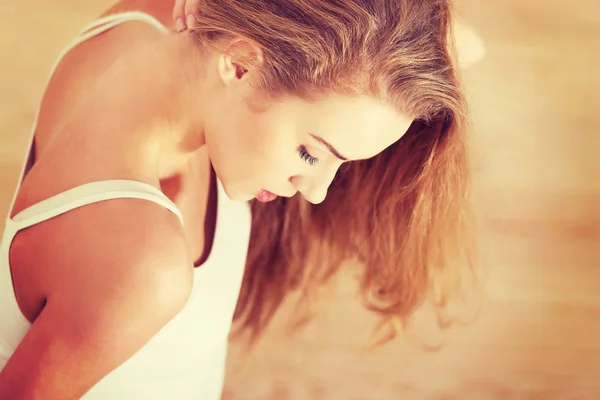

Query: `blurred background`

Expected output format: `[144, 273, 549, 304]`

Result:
[1, 0, 599, 399]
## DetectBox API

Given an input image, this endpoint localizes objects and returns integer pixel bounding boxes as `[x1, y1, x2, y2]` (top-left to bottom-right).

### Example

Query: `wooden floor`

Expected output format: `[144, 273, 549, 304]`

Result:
[1, 1, 599, 399]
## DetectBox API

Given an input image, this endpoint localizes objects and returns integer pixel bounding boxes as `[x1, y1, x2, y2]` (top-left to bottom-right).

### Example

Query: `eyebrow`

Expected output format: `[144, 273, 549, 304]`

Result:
[309, 133, 348, 161]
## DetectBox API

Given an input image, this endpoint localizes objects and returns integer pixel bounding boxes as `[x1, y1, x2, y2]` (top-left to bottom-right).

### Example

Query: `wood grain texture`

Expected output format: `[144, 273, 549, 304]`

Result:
[1, 1, 598, 398]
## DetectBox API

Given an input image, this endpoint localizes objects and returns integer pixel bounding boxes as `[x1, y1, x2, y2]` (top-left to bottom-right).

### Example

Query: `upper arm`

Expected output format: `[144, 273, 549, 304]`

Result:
[0, 200, 193, 400]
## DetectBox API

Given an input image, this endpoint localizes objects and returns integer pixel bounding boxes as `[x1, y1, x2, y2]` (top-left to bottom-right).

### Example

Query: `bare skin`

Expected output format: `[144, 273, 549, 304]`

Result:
[0, 0, 481, 397]
[0, 1, 213, 398]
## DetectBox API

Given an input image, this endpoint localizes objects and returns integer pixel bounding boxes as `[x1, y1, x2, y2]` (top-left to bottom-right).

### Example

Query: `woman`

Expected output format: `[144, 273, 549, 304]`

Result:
[0, 0, 480, 398]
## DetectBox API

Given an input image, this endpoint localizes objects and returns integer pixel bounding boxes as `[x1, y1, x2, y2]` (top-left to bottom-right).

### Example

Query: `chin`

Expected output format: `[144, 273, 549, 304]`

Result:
[232, 193, 256, 202]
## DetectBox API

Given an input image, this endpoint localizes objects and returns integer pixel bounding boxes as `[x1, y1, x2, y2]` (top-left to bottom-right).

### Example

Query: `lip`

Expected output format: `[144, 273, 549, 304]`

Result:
[256, 189, 278, 203]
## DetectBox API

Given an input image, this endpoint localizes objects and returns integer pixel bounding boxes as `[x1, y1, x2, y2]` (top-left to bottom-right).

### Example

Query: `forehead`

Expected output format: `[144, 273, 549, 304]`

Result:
[278, 93, 413, 160]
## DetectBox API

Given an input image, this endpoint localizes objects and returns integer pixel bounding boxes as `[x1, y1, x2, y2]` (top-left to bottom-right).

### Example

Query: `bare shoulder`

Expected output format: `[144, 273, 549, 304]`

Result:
[1, 196, 193, 398]
[45, 195, 194, 346]
[26, 194, 193, 315]
[9, 149, 194, 319]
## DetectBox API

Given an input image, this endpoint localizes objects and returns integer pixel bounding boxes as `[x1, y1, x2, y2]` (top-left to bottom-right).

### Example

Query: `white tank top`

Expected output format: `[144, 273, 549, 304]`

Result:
[0, 12, 252, 399]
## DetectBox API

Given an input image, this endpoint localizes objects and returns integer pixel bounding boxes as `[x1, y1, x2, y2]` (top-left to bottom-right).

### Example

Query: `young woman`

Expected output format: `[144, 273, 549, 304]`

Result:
[0, 0, 481, 398]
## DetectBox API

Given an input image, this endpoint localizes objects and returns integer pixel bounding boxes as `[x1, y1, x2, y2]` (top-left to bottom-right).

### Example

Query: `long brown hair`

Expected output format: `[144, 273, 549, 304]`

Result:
[192, 0, 478, 345]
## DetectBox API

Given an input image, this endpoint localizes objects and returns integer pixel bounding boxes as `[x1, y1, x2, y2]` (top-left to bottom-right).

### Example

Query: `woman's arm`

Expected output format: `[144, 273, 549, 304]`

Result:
[0, 202, 192, 400]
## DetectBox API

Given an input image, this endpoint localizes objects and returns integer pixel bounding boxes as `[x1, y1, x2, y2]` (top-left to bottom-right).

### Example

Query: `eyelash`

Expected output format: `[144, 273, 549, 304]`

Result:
[298, 146, 319, 166]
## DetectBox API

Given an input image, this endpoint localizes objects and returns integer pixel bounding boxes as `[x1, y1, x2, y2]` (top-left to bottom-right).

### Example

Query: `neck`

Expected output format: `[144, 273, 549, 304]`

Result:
[148, 34, 209, 148]
[112, 32, 210, 176]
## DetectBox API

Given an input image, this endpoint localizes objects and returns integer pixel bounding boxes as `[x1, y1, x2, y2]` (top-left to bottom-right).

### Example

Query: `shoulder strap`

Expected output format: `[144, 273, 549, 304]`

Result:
[11, 180, 184, 230]
[78, 11, 169, 39]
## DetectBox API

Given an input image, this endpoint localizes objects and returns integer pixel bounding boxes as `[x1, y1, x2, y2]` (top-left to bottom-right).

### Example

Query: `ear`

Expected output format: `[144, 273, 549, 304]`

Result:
[217, 38, 264, 86]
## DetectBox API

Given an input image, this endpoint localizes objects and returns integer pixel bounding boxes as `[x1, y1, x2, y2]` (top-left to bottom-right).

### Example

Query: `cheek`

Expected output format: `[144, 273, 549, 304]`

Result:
[214, 111, 286, 180]
[253, 115, 301, 171]
[208, 100, 301, 191]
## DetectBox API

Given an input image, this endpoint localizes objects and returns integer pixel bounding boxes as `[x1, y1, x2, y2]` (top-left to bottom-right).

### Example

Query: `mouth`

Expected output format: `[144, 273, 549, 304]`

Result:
[256, 189, 278, 203]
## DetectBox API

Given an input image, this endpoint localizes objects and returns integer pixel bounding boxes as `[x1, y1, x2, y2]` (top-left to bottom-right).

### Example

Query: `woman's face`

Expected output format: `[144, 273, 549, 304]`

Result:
[202, 52, 413, 204]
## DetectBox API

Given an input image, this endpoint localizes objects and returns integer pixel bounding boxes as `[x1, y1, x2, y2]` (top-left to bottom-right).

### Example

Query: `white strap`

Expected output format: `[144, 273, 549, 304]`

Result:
[6, 11, 170, 220]
[11, 180, 184, 230]
[78, 11, 169, 39]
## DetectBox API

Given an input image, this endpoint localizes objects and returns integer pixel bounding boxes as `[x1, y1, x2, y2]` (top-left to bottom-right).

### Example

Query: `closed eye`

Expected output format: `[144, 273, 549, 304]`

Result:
[298, 145, 319, 166]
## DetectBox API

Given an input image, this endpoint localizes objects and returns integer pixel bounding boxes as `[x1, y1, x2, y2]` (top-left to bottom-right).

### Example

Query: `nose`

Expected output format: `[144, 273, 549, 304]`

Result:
[293, 167, 338, 205]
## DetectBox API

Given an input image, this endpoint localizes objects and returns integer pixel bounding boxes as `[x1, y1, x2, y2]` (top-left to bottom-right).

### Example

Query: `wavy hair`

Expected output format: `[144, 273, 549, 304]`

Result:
[191, 0, 478, 345]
